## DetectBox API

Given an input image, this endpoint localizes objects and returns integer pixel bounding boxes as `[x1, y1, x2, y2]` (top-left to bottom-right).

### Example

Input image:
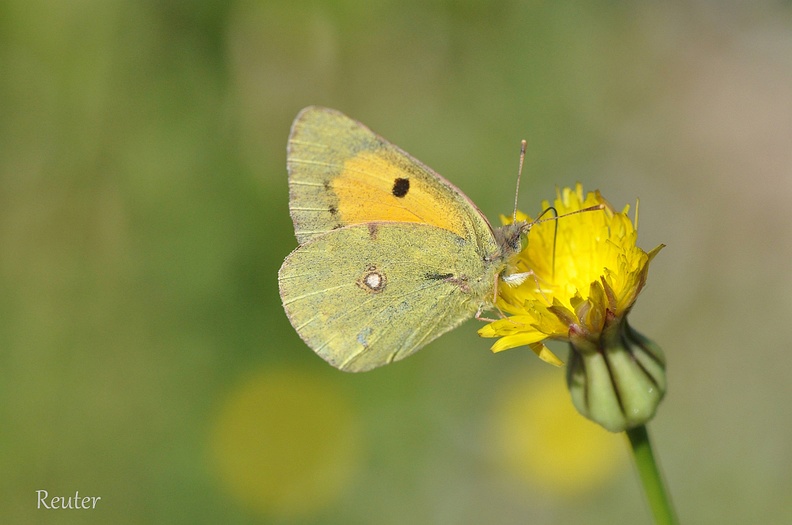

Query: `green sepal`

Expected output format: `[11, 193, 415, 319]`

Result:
[566, 316, 666, 432]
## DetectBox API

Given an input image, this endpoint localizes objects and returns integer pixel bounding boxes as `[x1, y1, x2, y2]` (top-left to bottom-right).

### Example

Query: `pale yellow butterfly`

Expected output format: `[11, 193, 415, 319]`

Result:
[279, 107, 532, 372]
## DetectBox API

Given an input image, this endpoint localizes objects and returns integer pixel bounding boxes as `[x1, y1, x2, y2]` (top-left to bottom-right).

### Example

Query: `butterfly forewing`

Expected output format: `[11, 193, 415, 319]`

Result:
[287, 106, 497, 254]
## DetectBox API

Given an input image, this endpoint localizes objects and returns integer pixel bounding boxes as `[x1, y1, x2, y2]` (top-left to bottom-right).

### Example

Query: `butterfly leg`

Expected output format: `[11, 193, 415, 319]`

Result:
[474, 274, 509, 323]
[474, 304, 501, 323]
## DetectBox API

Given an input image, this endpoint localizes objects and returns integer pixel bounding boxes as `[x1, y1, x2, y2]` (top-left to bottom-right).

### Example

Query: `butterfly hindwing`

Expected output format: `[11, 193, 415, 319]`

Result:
[278, 222, 489, 372]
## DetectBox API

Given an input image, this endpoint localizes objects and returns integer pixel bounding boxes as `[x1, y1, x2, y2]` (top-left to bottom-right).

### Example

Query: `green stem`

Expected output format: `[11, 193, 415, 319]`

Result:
[626, 425, 678, 525]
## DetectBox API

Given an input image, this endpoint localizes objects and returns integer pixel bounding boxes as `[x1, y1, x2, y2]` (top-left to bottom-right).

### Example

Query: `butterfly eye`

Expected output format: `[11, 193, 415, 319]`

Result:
[519, 232, 530, 251]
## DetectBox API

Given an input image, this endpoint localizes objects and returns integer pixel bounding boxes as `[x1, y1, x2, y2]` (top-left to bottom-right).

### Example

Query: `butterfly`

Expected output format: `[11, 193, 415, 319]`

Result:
[278, 106, 530, 372]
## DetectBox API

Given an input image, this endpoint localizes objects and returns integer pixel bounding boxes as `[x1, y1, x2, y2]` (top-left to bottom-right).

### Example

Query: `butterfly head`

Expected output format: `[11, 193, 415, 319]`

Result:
[493, 220, 531, 261]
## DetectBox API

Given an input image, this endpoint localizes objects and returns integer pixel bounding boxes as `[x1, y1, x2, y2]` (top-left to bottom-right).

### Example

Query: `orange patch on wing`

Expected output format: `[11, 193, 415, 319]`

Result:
[332, 150, 468, 238]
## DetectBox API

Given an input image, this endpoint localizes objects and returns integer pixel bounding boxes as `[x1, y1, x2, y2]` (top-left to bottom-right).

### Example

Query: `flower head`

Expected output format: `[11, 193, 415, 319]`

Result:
[480, 184, 666, 431]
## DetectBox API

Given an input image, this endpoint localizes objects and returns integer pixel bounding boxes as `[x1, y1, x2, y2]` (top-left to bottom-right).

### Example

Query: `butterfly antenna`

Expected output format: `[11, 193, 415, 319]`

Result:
[512, 140, 527, 222]
[531, 203, 604, 280]
[532, 206, 560, 279]
[552, 209, 559, 280]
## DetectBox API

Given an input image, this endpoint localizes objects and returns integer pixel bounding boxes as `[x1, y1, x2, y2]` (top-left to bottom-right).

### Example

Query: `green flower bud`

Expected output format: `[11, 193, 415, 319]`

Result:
[566, 314, 666, 432]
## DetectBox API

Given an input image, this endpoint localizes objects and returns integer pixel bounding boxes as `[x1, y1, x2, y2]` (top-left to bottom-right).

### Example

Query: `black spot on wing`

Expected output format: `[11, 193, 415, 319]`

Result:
[392, 178, 410, 198]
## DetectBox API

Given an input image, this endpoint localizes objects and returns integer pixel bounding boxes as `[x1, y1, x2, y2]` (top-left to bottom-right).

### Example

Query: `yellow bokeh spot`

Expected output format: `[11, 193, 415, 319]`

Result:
[209, 368, 361, 519]
[490, 368, 626, 497]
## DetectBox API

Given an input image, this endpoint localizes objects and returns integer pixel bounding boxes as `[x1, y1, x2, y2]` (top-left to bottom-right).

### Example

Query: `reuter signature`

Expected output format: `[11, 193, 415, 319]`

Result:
[36, 490, 101, 509]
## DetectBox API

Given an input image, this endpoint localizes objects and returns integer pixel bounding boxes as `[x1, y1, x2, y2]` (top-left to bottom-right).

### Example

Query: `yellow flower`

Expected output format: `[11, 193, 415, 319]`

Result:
[479, 184, 666, 432]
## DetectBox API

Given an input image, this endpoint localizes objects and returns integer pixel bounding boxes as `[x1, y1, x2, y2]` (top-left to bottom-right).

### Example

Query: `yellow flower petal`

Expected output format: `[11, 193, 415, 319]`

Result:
[490, 332, 547, 353]
[530, 343, 564, 367]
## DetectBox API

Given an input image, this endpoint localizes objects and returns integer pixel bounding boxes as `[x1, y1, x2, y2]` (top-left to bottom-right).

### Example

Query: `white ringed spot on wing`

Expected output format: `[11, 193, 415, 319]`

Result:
[357, 265, 386, 294]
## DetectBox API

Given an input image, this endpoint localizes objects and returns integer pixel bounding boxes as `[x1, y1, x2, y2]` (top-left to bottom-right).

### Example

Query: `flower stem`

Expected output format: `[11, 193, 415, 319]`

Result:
[626, 425, 678, 525]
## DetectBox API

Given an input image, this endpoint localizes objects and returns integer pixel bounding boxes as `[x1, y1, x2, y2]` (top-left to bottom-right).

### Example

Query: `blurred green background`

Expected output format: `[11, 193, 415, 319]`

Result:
[2, 1, 791, 523]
